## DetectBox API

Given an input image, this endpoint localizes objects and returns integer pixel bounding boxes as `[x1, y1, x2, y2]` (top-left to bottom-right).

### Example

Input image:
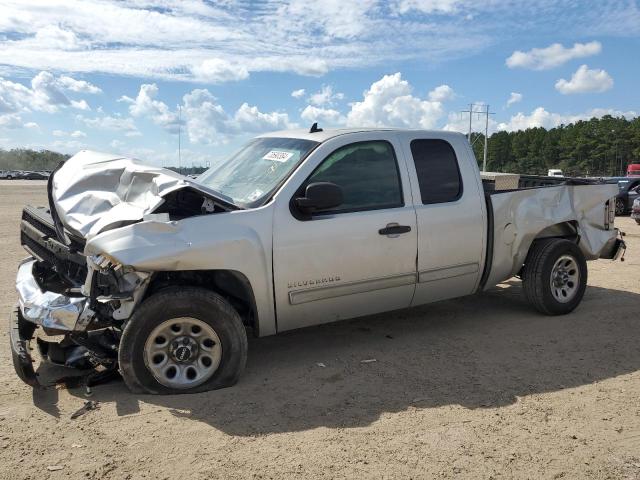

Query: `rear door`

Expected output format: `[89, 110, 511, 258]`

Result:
[399, 133, 487, 305]
[272, 132, 418, 331]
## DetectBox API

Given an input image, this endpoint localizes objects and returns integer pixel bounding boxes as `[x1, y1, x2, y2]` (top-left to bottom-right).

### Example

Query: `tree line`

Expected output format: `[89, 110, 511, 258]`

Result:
[0, 149, 70, 172]
[470, 115, 640, 177]
[2, 115, 639, 177]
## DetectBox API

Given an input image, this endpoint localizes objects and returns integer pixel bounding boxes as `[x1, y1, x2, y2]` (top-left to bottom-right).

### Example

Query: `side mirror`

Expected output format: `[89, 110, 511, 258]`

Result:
[295, 182, 343, 214]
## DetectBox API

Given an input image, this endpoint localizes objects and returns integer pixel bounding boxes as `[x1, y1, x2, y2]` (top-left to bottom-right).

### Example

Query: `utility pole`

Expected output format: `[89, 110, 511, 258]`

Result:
[461, 103, 494, 171]
[178, 105, 182, 174]
[461, 103, 475, 141]
[482, 104, 495, 173]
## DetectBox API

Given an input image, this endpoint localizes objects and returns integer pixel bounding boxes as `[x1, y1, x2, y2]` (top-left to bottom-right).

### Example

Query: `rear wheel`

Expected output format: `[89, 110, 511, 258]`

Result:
[522, 238, 587, 315]
[119, 287, 248, 394]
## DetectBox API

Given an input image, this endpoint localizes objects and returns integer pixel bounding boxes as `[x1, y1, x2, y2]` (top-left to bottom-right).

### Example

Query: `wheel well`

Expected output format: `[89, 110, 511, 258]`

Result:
[144, 270, 259, 336]
[517, 222, 580, 277]
[533, 221, 579, 242]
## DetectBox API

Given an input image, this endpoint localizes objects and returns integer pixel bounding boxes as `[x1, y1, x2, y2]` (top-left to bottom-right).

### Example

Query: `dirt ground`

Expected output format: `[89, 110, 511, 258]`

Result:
[1, 181, 639, 479]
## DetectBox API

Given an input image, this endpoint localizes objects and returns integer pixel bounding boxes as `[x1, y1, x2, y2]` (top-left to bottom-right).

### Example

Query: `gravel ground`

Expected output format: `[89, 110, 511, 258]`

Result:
[1, 182, 639, 479]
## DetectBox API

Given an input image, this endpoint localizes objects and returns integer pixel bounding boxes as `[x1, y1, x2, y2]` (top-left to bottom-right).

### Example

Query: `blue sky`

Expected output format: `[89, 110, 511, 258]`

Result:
[0, 0, 639, 167]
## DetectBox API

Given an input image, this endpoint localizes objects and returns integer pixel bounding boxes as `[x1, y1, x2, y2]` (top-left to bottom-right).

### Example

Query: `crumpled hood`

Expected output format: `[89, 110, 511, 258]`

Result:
[51, 150, 203, 239]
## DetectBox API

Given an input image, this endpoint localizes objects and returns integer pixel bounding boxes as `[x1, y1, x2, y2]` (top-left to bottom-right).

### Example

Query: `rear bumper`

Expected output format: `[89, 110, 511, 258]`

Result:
[9, 306, 39, 387]
[16, 258, 91, 332]
[599, 235, 626, 260]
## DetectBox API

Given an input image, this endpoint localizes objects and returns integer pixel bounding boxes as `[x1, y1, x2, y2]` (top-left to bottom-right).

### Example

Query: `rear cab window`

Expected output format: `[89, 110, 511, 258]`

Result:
[409, 139, 462, 204]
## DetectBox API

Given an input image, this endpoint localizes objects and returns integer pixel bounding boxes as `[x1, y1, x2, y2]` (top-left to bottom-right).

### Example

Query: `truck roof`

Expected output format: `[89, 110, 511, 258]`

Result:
[258, 127, 467, 143]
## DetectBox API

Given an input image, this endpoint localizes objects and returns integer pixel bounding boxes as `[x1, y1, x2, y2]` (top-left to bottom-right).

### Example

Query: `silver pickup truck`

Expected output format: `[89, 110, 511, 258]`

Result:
[10, 128, 625, 394]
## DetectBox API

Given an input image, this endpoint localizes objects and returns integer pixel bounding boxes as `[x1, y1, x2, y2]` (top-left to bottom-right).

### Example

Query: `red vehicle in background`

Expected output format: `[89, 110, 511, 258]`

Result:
[628, 163, 640, 176]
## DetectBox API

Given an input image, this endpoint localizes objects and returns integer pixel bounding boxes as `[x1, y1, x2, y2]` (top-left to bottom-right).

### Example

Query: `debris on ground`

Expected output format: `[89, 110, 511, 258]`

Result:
[70, 400, 99, 419]
[46, 465, 64, 471]
[316, 362, 326, 368]
[360, 359, 377, 364]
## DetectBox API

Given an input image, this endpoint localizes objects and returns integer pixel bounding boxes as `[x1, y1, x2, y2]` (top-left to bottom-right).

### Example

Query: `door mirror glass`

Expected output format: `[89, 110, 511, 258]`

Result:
[295, 182, 343, 213]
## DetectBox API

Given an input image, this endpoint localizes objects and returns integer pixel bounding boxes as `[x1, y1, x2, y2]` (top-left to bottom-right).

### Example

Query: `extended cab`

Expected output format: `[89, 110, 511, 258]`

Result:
[11, 128, 625, 394]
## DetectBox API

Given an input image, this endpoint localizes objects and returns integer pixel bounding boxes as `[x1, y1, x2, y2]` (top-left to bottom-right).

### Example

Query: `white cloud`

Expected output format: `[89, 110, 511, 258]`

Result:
[393, 0, 463, 14]
[52, 129, 86, 138]
[506, 41, 602, 70]
[0, 0, 497, 82]
[191, 59, 250, 83]
[110, 139, 125, 149]
[346, 73, 445, 129]
[428, 84, 455, 102]
[0, 114, 25, 129]
[52, 139, 86, 152]
[32, 25, 86, 51]
[180, 88, 294, 145]
[78, 114, 140, 137]
[125, 83, 179, 132]
[0, 71, 97, 115]
[506, 92, 523, 107]
[291, 89, 306, 99]
[307, 85, 344, 107]
[70, 99, 90, 111]
[58, 75, 102, 94]
[233, 103, 291, 133]
[300, 105, 346, 126]
[554, 65, 613, 94]
[23, 121, 39, 129]
[497, 107, 636, 132]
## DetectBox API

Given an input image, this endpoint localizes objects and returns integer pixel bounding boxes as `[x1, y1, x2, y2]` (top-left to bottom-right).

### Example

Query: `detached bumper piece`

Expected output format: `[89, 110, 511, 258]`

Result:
[9, 306, 39, 387]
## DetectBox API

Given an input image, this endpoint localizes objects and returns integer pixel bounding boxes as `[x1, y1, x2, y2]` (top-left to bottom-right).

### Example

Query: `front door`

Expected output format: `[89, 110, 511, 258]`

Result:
[272, 134, 418, 332]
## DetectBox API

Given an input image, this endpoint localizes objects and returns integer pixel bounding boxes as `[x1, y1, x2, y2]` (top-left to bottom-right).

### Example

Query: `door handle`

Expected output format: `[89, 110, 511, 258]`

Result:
[378, 223, 412, 236]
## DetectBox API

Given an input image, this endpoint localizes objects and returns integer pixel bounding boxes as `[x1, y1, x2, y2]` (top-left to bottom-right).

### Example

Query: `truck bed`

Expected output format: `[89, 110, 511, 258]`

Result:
[479, 180, 618, 291]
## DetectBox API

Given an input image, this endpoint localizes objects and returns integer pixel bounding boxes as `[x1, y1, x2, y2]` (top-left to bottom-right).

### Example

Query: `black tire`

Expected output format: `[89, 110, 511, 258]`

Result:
[118, 287, 248, 394]
[636, 219, 640, 225]
[522, 238, 587, 315]
[615, 198, 625, 215]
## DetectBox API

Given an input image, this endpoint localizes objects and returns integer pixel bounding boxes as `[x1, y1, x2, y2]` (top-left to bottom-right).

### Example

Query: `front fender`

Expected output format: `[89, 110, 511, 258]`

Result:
[84, 208, 277, 335]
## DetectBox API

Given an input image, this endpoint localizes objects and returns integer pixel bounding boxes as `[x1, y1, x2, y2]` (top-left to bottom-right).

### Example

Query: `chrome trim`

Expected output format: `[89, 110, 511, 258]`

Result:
[289, 272, 417, 305]
[418, 262, 479, 283]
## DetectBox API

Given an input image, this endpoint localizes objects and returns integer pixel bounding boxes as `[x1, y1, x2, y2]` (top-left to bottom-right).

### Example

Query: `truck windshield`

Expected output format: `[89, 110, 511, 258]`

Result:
[196, 137, 319, 208]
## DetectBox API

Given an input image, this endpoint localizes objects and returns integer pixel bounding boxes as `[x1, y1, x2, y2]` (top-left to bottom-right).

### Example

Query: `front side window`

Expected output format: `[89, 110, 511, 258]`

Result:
[197, 137, 319, 208]
[410, 139, 462, 204]
[306, 141, 403, 213]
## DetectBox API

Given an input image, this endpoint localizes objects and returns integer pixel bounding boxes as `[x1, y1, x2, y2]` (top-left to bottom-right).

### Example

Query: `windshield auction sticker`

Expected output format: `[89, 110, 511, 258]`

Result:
[262, 150, 294, 162]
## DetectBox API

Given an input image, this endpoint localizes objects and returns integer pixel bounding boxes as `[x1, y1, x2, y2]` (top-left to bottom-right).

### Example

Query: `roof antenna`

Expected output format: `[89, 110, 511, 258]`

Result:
[309, 122, 323, 133]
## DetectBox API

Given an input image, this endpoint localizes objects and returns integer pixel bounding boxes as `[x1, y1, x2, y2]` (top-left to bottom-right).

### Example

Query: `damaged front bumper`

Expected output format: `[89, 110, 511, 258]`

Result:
[12, 254, 150, 388]
[17, 258, 93, 332]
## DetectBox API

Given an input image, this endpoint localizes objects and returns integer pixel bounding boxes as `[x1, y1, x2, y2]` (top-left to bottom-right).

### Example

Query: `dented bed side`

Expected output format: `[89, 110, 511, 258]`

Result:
[484, 183, 619, 289]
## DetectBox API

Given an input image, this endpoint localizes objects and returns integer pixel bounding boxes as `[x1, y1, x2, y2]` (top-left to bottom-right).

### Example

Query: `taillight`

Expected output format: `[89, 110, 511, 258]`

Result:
[604, 198, 615, 230]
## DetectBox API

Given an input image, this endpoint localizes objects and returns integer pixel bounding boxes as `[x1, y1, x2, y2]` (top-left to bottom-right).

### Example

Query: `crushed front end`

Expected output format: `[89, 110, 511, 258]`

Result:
[10, 150, 235, 388]
[11, 204, 150, 387]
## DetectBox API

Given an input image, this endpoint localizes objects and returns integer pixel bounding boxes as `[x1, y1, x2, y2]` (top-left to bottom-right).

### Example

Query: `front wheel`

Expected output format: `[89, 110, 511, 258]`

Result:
[522, 239, 588, 315]
[118, 287, 248, 394]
